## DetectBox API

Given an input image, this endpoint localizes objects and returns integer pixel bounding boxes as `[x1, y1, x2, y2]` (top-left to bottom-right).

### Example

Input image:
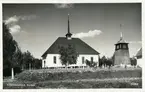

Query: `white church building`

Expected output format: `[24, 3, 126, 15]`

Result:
[41, 14, 100, 68]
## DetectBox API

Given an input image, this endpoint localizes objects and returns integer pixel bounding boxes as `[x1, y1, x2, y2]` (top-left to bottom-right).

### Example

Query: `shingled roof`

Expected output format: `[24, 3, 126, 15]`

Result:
[117, 38, 127, 44]
[42, 37, 99, 58]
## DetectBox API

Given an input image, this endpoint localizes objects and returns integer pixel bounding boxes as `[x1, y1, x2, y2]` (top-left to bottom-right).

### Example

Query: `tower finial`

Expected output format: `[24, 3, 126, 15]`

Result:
[120, 32, 123, 38]
[120, 24, 123, 39]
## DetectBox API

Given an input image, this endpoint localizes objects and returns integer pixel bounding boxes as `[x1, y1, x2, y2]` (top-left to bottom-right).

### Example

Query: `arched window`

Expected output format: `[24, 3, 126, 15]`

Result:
[53, 56, 56, 64]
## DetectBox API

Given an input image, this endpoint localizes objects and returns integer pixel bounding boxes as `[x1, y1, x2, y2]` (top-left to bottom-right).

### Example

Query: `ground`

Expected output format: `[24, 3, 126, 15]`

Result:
[3, 67, 142, 89]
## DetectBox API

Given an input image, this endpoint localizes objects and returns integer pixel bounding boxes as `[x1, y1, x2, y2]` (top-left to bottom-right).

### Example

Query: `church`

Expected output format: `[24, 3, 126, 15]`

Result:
[41, 14, 100, 68]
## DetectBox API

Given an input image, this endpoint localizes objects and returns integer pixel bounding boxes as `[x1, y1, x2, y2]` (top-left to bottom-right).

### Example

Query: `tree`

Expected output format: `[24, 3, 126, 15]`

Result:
[3, 22, 39, 78]
[21, 51, 34, 70]
[3, 23, 15, 69]
[99, 56, 107, 68]
[11, 44, 22, 79]
[59, 44, 79, 67]
[105, 58, 113, 68]
[3, 23, 19, 79]
[33, 59, 42, 69]
[130, 57, 137, 67]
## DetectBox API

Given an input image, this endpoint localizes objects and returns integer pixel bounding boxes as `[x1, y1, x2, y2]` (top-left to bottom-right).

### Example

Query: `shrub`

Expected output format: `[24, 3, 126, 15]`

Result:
[85, 59, 97, 68]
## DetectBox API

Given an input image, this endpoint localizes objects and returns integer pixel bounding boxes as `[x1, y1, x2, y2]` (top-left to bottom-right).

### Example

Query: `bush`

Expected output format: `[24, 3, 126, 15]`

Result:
[85, 59, 97, 67]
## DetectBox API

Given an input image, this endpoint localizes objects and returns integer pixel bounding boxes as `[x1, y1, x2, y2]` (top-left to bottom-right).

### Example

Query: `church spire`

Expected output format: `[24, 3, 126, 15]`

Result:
[116, 24, 127, 44]
[65, 13, 72, 40]
[120, 32, 123, 39]
[68, 13, 70, 34]
[120, 24, 123, 40]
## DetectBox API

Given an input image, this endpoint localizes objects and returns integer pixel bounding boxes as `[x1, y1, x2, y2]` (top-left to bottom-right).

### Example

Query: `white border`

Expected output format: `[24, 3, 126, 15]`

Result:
[0, 0, 144, 92]
[0, 0, 143, 3]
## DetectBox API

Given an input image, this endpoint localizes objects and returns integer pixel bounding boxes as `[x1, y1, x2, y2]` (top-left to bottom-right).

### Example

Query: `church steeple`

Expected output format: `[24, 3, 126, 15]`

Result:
[65, 13, 72, 40]
[120, 32, 123, 39]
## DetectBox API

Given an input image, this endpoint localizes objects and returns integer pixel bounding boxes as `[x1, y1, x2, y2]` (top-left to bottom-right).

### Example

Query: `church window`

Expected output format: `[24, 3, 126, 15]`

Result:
[44, 60, 46, 67]
[82, 57, 85, 64]
[91, 57, 93, 62]
[53, 56, 56, 64]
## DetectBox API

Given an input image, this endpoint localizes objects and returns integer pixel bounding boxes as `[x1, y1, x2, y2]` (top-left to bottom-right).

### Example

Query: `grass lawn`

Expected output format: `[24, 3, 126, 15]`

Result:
[3, 67, 142, 89]
[3, 78, 142, 89]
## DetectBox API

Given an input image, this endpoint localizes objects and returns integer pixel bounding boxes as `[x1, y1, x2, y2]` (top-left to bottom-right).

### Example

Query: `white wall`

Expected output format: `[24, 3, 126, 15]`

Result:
[42, 54, 99, 68]
[137, 58, 143, 67]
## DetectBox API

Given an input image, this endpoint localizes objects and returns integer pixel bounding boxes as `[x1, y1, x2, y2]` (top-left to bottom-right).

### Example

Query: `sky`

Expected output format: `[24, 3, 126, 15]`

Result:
[3, 3, 141, 59]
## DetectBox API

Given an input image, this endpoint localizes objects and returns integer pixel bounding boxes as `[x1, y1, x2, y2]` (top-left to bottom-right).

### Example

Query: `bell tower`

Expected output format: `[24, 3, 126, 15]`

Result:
[114, 32, 130, 66]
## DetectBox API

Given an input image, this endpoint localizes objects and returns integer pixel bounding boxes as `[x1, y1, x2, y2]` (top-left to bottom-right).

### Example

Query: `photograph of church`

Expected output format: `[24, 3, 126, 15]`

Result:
[2, 3, 142, 89]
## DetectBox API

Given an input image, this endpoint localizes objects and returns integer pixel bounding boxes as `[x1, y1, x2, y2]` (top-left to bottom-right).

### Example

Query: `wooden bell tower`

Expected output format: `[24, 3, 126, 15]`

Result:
[114, 32, 130, 65]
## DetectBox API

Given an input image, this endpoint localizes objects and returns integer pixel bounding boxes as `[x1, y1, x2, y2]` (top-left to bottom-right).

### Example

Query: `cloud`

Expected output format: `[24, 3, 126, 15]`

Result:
[129, 41, 142, 44]
[54, 3, 74, 9]
[9, 25, 21, 34]
[4, 15, 37, 34]
[5, 15, 37, 24]
[20, 15, 37, 20]
[4, 15, 19, 25]
[72, 29, 102, 38]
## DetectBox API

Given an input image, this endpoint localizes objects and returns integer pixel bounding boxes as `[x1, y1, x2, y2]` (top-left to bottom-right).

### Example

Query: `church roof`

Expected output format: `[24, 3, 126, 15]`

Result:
[42, 37, 99, 57]
[136, 48, 142, 58]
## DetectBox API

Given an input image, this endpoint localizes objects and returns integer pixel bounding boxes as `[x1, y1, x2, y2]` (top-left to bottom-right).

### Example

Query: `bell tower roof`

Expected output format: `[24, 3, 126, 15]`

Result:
[116, 32, 127, 44]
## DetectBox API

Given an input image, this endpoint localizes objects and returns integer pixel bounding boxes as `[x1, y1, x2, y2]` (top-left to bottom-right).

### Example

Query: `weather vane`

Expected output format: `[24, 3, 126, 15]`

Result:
[120, 24, 123, 38]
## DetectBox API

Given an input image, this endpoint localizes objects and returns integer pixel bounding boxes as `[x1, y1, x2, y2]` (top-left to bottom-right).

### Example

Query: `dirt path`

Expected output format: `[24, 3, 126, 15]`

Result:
[3, 77, 142, 89]
[4, 77, 141, 83]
